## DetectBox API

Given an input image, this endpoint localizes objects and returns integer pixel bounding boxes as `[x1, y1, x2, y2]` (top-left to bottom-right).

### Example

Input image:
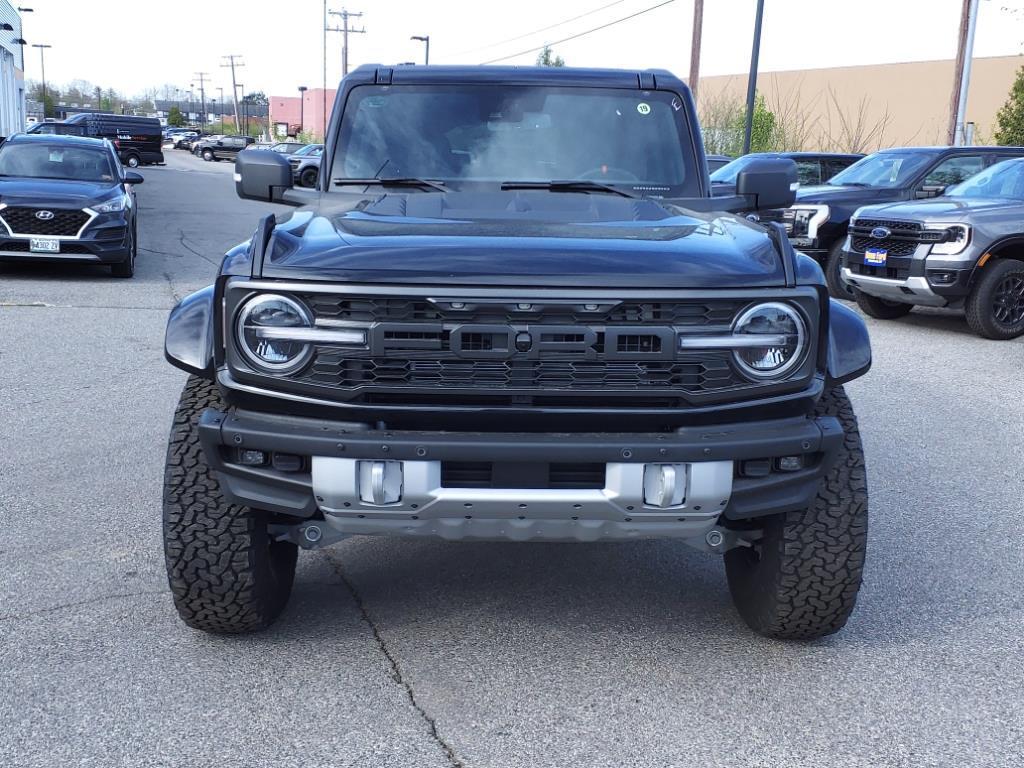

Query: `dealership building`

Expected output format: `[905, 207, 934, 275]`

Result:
[0, 1, 26, 137]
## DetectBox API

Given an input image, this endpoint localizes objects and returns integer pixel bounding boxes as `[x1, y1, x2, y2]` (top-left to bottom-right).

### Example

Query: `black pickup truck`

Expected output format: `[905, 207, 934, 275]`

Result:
[768, 146, 1024, 298]
[163, 65, 872, 641]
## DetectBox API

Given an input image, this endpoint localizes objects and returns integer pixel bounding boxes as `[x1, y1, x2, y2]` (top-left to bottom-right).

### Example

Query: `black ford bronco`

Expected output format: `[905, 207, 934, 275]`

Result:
[163, 66, 872, 640]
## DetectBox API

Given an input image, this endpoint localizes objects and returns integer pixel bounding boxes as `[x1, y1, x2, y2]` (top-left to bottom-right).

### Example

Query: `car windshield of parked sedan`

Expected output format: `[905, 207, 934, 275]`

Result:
[709, 155, 761, 184]
[332, 84, 696, 195]
[827, 151, 932, 188]
[294, 144, 323, 157]
[0, 144, 116, 182]
[945, 158, 1024, 200]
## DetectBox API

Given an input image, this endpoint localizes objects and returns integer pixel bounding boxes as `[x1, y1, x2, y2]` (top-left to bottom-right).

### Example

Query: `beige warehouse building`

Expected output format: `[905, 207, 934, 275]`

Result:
[697, 54, 1023, 152]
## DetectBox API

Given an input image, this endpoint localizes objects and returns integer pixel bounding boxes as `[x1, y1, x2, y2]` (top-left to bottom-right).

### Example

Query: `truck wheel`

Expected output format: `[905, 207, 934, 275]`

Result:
[854, 289, 913, 319]
[125, 154, 141, 168]
[163, 376, 298, 634]
[825, 240, 855, 301]
[725, 386, 868, 640]
[965, 258, 1024, 339]
[202, 149, 214, 162]
[300, 167, 319, 188]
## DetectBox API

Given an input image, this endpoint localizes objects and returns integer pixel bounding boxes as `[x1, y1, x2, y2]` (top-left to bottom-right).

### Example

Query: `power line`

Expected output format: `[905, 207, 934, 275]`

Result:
[455, 0, 627, 57]
[481, 0, 677, 65]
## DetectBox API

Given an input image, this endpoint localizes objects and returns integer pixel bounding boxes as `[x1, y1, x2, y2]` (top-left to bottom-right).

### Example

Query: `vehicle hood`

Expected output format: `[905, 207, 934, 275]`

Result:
[854, 196, 1024, 224]
[794, 184, 897, 205]
[0, 177, 117, 207]
[260, 191, 788, 288]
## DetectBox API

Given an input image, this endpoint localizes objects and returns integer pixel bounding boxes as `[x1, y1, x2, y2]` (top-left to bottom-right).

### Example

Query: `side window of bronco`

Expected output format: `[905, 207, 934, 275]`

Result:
[923, 155, 984, 188]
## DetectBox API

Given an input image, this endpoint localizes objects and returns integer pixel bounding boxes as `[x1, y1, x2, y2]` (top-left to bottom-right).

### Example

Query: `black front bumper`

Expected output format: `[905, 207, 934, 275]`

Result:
[0, 215, 131, 265]
[199, 406, 844, 523]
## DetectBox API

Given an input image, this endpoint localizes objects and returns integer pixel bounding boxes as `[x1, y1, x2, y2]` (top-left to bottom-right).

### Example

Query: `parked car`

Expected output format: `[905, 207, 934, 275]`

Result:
[163, 64, 872, 641]
[767, 146, 1024, 299]
[170, 131, 199, 149]
[243, 141, 276, 151]
[269, 141, 306, 155]
[842, 157, 1024, 339]
[28, 113, 165, 168]
[712, 152, 863, 195]
[288, 143, 324, 186]
[183, 134, 212, 153]
[196, 135, 256, 161]
[0, 134, 142, 277]
[706, 154, 732, 173]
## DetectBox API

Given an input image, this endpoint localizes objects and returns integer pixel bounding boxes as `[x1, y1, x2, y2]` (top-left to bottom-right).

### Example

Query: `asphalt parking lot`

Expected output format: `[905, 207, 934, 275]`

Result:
[1, 149, 1022, 768]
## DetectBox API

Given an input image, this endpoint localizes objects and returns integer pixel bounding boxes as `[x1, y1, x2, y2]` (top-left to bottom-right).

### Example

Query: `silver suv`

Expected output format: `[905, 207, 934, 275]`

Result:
[841, 157, 1024, 339]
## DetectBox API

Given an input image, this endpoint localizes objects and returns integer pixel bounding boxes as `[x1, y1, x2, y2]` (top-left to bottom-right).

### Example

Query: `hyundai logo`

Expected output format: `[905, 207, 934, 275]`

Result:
[35, 210, 55, 220]
[870, 226, 891, 239]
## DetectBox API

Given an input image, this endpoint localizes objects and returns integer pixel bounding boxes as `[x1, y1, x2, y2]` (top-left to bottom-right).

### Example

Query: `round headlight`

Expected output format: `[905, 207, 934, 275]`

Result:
[236, 294, 314, 373]
[732, 302, 807, 379]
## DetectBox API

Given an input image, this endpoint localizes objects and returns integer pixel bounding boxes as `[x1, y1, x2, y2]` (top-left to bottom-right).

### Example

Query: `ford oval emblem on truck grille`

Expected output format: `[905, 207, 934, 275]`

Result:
[870, 226, 891, 239]
[35, 210, 55, 220]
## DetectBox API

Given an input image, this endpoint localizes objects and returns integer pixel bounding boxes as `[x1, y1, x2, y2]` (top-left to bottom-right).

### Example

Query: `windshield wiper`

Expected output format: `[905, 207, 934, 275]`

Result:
[332, 177, 447, 192]
[500, 180, 638, 198]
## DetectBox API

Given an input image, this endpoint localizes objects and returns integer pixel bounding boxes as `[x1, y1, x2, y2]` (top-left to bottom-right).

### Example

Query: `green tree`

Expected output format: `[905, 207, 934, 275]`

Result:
[536, 46, 565, 67]
[995, 65, 1024, 146]
[732, 94, 780, 153]
[167, 106, 186, 127]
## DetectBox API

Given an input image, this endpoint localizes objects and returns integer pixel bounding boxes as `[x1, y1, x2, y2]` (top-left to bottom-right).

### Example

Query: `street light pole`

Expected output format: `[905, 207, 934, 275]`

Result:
[298, 85, 308, 136]
[411, 35, 430, 65]
[741, 0, 765, 155]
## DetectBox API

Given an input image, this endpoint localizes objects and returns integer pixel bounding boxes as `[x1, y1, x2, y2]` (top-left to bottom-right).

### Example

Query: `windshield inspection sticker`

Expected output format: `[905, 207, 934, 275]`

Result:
[636, 102, 651, 115]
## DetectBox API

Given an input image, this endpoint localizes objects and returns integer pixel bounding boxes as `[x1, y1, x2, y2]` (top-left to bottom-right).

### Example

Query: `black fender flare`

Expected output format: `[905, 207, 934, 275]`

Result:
[967, 235, 1024, 289]
[165, 285, 216, 379]
[825, 299, 871, 386]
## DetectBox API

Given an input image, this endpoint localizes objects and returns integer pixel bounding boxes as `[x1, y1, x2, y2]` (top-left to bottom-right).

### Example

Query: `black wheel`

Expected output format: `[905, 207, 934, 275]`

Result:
[854, 289, 913, 319]
[300, 167, 319, 188]
[202, 149, 214, 162]
[825, 240, 855, 301]
[965, 258, 1024, 340]
[163, 376, 298, 633]
[125, 154, 141, 168]
[725, 386, 868, 640]
[110, 225, 136, 278]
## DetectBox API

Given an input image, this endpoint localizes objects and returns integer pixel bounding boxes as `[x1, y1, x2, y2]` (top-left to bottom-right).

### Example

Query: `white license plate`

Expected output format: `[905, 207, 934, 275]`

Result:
[30, 238, 60, 253]
[864, 248, 887, 266]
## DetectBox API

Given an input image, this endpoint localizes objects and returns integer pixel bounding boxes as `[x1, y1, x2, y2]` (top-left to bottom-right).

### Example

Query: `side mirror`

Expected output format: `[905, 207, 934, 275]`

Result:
[735, 157, 798, 210]
[235, 149, 294, 203]
[915, 184, 946, 199]
[123, 170, 144, 185]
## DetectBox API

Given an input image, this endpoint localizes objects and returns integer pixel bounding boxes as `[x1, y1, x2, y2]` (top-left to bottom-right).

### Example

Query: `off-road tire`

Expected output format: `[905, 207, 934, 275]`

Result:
[300, 167, 319, 188]
[725, 386, 868, 640]
[965, 258, 1024, 340]
[854, 289, 913, 319]
[163, 376, 298, 633]
[825, 239, 855, 301]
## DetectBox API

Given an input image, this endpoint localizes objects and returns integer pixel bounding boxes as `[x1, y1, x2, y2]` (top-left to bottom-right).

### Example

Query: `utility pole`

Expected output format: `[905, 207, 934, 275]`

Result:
[329, 9, 366, 77]
[689, 0, 704, 102]
[298, 85, 308, 135]
[31, 43, 51, 110]
[742, 0, 765, 156]
[411, 35, 430, 65]
[194, 72, 209, 132]
[221, 54, 245, 132]
[949, 0, 980, 146]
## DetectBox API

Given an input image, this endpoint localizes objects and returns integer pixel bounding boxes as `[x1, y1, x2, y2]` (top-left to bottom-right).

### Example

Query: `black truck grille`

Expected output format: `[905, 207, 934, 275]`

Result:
[301, 353, 738, 393]
[0, 207, 90, 237]
[850, 236, 918, 257]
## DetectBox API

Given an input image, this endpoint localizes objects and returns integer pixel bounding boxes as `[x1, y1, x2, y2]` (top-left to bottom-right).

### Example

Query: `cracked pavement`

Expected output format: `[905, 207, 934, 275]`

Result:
[2, 151, 1023, 767]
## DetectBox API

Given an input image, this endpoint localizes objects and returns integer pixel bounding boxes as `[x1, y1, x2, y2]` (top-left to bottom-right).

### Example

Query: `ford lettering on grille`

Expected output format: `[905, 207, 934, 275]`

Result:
[367, 323, 677, 361]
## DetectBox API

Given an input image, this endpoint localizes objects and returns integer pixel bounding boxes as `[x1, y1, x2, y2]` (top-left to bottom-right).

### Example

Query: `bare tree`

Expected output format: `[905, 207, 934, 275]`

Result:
[818, 86, 893, 153]
[764, 77, 820, 152]
[697, 86, 745, 156]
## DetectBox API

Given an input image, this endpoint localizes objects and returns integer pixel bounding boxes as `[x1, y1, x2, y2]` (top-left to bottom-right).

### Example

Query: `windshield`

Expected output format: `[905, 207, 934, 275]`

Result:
[709, 154, 765, 184]
[828, 151, 932, 188]
[294, 144, 322, 157]
[0, 143, 115, 182]
[333, 84, 697, 195]
[946, 158, 1024, 200]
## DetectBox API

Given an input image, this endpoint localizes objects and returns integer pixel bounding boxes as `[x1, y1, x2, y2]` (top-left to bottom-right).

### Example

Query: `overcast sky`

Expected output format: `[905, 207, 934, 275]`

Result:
[18, 0, 1024, 99]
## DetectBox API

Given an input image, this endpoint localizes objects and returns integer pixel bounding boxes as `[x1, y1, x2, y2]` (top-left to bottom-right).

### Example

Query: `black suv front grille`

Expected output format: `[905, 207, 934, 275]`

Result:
[0, 207, 90, 237]
[850, 236, 917, 257]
